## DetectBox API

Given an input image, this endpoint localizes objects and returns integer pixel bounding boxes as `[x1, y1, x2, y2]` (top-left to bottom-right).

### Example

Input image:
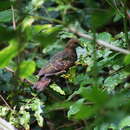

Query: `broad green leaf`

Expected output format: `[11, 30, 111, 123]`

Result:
[0, 40, 18, 68]
[0, 10, 12, 23]
[78, 87, 108, 105]
[24, 24, 62, 46]
[87, 8, 115, 29]
[74, 105, 97, 120]
[49, 83, 65, 95]
[0, 1, 13, 9]
[19, 60, 36, 78]
[68, 99, 84, 118]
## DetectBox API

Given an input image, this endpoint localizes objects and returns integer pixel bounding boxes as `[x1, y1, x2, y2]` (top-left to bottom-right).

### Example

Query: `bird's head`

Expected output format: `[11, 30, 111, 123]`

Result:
[65, 38, 80, 49]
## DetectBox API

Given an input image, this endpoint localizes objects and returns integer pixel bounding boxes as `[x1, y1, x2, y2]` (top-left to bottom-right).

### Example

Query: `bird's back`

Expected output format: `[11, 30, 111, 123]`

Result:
[38, 48, 77, 77]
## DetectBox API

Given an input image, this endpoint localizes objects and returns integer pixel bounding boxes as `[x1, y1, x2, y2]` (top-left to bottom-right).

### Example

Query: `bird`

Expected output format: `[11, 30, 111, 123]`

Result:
[33, 38, 80, 91]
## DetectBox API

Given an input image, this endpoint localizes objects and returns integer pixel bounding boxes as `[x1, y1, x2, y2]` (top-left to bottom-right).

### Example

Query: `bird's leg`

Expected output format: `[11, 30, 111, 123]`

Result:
[45, 70, 66, 77]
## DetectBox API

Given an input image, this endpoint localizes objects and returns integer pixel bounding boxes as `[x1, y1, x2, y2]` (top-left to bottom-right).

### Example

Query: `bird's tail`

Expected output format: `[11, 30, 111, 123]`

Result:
[33, 77, 51, 91]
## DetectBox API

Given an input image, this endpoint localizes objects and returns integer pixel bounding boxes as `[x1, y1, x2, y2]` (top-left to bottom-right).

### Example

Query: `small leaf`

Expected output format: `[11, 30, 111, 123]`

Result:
[22, 16, 35, 31]
[49, 83, 65, 95]
[124, 54, 130, 65]
[29, 98, 44, 127]
[119, 116, 130, 129]
[97, 32, 112, 42]
[19, 110, 30, 130]
[31, 0, 44, 9]
[19, 60, 36, 78]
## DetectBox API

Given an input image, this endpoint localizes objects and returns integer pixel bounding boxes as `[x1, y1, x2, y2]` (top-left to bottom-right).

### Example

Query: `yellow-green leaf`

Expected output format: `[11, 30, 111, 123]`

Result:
[19, 60, 36, 78]
[0, 40, 18, 68]
[49, 83, 65, 95]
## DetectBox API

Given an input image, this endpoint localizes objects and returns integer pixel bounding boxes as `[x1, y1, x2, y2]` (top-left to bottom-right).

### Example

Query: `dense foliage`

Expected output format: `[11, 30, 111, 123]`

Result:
[0, 0, 130, 129]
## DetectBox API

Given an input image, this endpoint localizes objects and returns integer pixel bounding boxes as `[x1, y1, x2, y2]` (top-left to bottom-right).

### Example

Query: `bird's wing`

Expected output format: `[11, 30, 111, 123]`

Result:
[38, 50, 76, 77]
[38, 58, 74, 77]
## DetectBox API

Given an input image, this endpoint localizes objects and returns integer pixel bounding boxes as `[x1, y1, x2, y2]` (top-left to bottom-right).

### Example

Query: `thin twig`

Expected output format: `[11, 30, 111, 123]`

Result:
[11, 5, 16, 30]
[69, 27, 130, 54]
[0, 95, 13, 111]
[5, 67, 15, 73]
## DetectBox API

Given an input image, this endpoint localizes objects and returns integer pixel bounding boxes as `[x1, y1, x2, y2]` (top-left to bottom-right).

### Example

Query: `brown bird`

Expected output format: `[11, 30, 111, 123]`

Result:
[33, 38, 79, 91]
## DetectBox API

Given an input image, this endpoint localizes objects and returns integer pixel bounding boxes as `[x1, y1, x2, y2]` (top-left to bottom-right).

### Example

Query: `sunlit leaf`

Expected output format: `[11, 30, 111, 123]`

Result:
[19, 110, 30, 130]
[0, 40, 18, 68]
[19, 60, 36, 78]
[31, 0, 44, 9]
[124, 54, 130, 65]
[119, 116, 130, 129]
[49, 83, 65, 95]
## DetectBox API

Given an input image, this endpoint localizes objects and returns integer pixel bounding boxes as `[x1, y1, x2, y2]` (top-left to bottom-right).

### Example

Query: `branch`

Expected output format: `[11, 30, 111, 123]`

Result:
[69, 27, 130, 55]
[0, 118, 16, 130]
[11, 5, 16, 30]
[0, 95, 13, 111]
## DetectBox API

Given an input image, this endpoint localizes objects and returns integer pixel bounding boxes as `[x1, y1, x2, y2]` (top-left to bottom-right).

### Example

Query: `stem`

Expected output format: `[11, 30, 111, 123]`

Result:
[32, 15, 64, 25]
[123, 1, 129, 49]
[11, 5, 16, 30]
[0, 95, 13, 111]
[91, 28, 99, 87]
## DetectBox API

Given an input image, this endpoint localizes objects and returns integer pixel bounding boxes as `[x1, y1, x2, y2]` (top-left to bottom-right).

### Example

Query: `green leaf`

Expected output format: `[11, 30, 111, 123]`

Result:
[104, 72, 128, 92]
[0, 1, 13, 9]
[19, 60, 36, 78]
[29, 98, 44, 127]
[87, 8, 115, 29]
[22, 16, 35, 31]
[31, 25, 63, 46]
[26, 75, 38, 84]
[19, 110, 30, 130]
[124, 54, 130, 65]
[78, 87, 108, 105]
[0, 10, 12, 23]
[0, 40, 18, 68]
[49, 83, 65, 95]
[74, 105, 96, 120]
[119, 116, 130, 129]
[31, 0, 44, 9]
[68, 99, 84, 118]
[97, 32, 112, 42]
[46, 101, 72, 112]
